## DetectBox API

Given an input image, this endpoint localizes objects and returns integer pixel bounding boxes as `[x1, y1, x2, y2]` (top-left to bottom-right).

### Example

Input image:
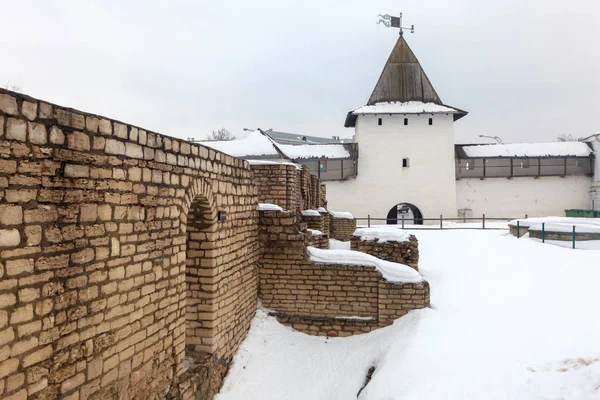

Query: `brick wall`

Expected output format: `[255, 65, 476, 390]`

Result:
[350, 235, 419, 270]
[258, 210, 429, 336]
[329, 216, 357, 241]
[319, 184, 327, 209]
[0, 89, 259, 400]
[301, 213, 325, 233]
[319, 210, 330, 236]
[251, 164, 321, 213]
[251, 164, 300, 212]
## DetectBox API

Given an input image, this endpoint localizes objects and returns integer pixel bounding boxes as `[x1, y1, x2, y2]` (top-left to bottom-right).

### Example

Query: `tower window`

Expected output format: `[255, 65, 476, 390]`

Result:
[378, 118, 382, 126]
[402, 158, 410, 168]
[429, 118, 433, 125]
[404, 118, 408, 126]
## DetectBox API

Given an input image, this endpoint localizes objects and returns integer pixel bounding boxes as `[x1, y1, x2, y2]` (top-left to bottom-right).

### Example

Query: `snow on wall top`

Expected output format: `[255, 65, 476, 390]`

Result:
[462, 142, 592, 158]
[351, 101, 458, 115]
[307, 246, 422, 283]
[353, 227, 411, 243]
[509, 217, 600, 231]
[279, 143, 351, 160]
[301, 210, 321, 217]
[329, 210, 354, 219]
[201, 130, 281, 158]
[258, 203, 283, 212]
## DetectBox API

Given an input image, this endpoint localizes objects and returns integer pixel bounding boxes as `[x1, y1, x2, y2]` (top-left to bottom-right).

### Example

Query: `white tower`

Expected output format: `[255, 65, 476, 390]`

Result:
[325, 35, 467, 223]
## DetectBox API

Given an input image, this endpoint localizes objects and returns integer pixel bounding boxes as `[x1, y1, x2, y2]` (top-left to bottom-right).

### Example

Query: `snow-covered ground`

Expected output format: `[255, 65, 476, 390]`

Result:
[216, 229, 600, 400]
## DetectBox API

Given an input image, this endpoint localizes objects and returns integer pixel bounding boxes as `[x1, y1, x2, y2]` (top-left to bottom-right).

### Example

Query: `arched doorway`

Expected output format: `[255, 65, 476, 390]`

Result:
[183, 179, 218, 369]
[386, 203, 423, 225]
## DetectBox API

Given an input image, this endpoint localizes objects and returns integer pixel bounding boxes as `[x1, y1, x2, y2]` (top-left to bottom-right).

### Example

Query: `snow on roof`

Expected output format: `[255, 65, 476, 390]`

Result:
[329, 210, 354, 220]
[351, 101, 459, 115]
[258, 203, 283, 212]
[307, 246, 422, 283]
[353, 227, 411, 243]
[307, 229, 324, 236]
[279, 143, 351, 160]
[462, 142, 592, 158]
[201, 131, 351, 160]
[201, 130, 281, 158]
[247, 160, 303, 170]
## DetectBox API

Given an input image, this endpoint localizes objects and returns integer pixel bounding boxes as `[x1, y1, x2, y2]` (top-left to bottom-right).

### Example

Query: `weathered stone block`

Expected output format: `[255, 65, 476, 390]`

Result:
[67, 131, 90, 151]
[28, 122, 47, 145]
[105, 139, 125, 155]
[0, 94, 18, 115]
[64, 164, 90, 178]
[6, 118, 26, 141]
[22, 101, 37, 120]
[50, 126, 65, 144]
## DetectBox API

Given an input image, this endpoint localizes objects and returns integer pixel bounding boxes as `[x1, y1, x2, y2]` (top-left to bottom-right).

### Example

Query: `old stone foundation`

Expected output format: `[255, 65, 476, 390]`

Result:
[0, 89, 429, 400]
[258, 210, 430, 336]
[350, 235, 419, 270]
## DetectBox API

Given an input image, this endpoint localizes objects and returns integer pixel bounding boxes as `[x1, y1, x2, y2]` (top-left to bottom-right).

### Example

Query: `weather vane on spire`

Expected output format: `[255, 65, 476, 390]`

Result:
[377, 13, 415, 36]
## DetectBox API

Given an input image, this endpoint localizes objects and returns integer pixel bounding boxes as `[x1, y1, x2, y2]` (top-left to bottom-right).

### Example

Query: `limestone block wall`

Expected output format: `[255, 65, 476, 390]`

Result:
[301, 213, 325, 233]
[305, 232, 328, 249]
[251, 164, 321, 213]
[329, 217, 357, 241]
[300, 167, 311, 211]
[310, 175, 320, 210]
[319, 184, 327, 209]
[0, 89, 259, 400]
[319, 209, 330, 236]
[350, 235, 419, 270]
[251, 164, 300, 212]
[258, 210, 429, 336]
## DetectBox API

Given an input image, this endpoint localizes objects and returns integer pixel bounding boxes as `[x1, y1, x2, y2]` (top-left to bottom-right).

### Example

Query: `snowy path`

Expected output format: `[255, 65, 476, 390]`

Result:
[216, 230, 600, 400]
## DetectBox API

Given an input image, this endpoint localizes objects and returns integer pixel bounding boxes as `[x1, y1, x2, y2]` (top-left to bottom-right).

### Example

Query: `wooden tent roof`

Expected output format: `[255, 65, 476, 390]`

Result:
[368, 35, 441, 105]
[344, 36, 467, 127]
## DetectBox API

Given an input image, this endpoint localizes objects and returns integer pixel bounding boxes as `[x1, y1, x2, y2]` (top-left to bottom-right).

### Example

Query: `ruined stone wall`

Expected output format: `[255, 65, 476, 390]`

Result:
[310, 175, 320, 209]
[350, 235, 419, 270]
[251, 164, 300, 212]
[301, 214, 325, 233]
[329, 216, 357, 241]
[299, 167, 311, 211]
[0, 89, 259, 400]
[305, 232, 328, 250]
[319, 209, 330, 236]
[319, 184, 327, 209]
[258, 210, 429, 336]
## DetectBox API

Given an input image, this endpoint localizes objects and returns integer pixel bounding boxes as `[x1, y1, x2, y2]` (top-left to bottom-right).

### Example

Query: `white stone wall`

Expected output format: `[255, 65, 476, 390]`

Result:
[326, 113, 458, 221]
[455, 175, 593, 218]
[583, 135, 600, 210]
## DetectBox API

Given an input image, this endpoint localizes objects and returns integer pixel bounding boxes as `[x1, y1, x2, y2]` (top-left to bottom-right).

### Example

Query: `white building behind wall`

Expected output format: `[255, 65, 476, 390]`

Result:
[325, 34, 467, 222]
[200, 35, 599, 220]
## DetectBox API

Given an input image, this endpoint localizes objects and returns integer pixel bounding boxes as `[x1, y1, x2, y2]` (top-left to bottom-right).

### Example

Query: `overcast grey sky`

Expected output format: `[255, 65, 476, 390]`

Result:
[1, 0, 599, 144]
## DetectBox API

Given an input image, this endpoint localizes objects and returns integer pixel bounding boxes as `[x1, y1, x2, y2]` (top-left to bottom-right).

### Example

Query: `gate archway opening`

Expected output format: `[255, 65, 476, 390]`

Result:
[386, 203, 423, 225]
